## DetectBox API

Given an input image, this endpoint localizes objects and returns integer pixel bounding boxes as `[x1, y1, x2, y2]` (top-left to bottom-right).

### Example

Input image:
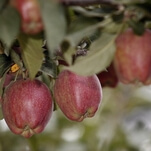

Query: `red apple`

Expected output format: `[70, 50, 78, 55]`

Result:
[3, 73, 15, 88]
[2, 79, 53, 138]
[97, 63, 118, 88]
[114, 28, 151, 85]
[54, 70, 102, 122]
[10, 0, 43, 34]
[58, 59, 69, 66]
[3, 71, 23, 88]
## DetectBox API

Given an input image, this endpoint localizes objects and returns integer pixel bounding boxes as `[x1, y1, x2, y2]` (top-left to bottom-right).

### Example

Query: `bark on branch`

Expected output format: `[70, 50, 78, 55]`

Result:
[61, 0, 117, 6]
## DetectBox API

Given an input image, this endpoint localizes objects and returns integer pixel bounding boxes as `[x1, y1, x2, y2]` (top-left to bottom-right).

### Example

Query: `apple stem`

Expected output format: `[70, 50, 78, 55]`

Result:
[14, 69, 21, 81]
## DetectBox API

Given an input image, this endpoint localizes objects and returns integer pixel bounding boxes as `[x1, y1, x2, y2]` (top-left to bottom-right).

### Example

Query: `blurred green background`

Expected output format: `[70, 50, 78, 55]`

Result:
[1, 83, 151, 151]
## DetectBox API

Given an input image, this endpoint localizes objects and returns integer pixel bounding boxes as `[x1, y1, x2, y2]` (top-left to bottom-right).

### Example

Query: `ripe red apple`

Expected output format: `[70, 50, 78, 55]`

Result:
[2, 79, 53, 138]
[10, 0, 43, 34]
[3, 71, 23, 88]
[97, 63, 118, 88]
[3, 73, 15, 88]
[54, 70, 102, 122]
[58, 59, 69, 66]
[114, 28, 151, 85]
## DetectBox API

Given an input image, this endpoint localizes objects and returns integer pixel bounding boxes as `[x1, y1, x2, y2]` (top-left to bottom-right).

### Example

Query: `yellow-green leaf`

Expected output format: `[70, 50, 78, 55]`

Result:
[18, 34, 43, 79]
[64, 33, 117, 76]
[0, 6, 20, 54]
[38, 0, 67, 55]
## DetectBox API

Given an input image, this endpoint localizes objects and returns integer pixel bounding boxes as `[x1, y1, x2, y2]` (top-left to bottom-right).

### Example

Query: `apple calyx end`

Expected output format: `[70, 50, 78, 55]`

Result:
[21, 125, 35, 138]
[77, 111, 94, 122]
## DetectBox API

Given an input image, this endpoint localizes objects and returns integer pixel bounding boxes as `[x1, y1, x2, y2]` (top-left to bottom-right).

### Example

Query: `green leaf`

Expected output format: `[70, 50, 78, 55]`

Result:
[0, 70, 7, 120]
[68, 17, 98, 33]
[103, 22, 123, 34]
[64, 17, 99, 47]
[0, 6, 20, 54]
[64, 33, 117, 76]
[128, 20, 145, 35]
[64, 17, 113, 48]
[0, 70, 7, 96]
[64, 48, 75, 65]
[0, 54, 13, 77]
[10, 50, 23, 69]
[71, 7, 112, 18]
[0, 107, 3, 120]
[114, 0, 140, 4]
[40, 50, 57, 78]
[38, 0, 67, 55]
[0, 0, 6, 11]
[18, 34, 44, 79]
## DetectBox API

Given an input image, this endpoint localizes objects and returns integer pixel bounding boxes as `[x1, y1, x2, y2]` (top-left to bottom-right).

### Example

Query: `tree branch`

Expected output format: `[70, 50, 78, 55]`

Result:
[61, 0, 117, 6]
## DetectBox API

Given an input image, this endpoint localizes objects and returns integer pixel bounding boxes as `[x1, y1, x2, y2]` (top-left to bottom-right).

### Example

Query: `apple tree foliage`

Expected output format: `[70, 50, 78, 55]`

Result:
[0, 0, 151, 150]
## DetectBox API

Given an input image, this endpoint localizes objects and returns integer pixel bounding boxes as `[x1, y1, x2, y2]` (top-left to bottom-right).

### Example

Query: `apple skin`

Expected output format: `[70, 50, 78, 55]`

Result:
[3, 72, 18, 88]
[114, 28, 151, 85]
[54, 70, 102, 122]
[97, 63, 118, 88]
[2, 79, 53, 138]
[10, 0, 43, 34]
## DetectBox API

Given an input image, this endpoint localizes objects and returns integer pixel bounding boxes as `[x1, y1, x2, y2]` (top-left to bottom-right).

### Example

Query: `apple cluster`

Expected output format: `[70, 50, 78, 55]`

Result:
[0, 0, 104, 138]
[97, 28, 151, 87]
[2, 27, 151, 138]
[1, 26, 151, 138]
[1, 0, 151, 139]
[1, 70, 102, 138]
